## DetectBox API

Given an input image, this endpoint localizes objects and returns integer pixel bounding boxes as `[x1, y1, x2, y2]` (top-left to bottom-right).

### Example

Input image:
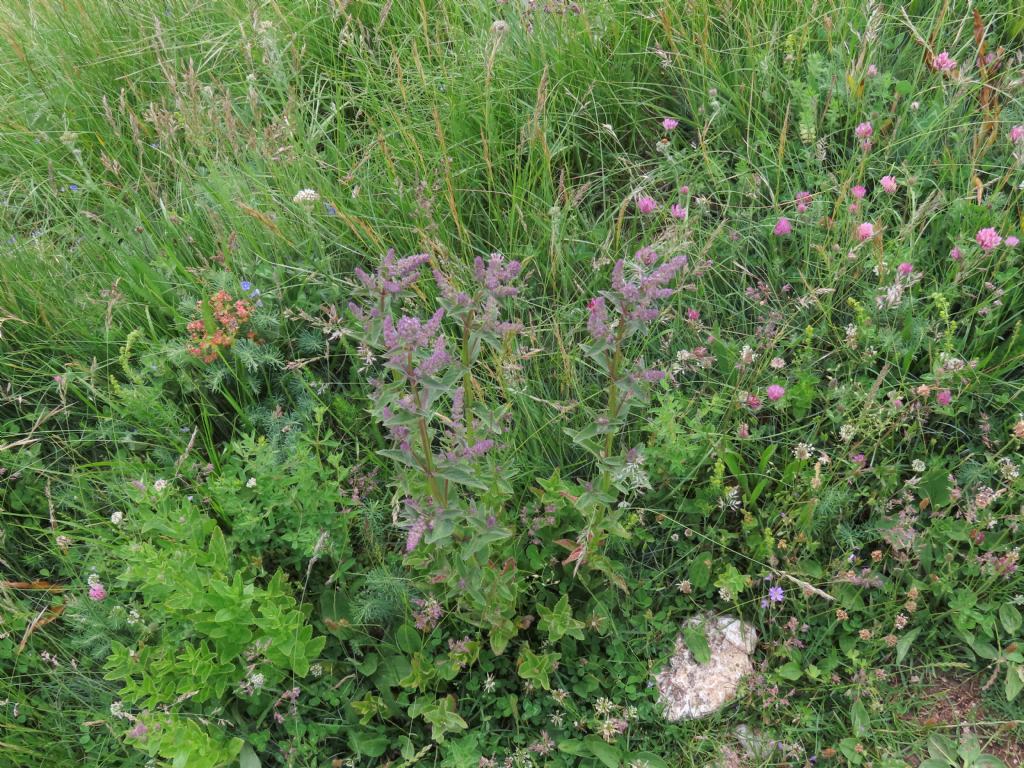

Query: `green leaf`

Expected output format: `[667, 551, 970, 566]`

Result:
[584, 735, 622, 768]
[396, 623, 422, 654]
[537, 595, 586, 643]
[1006, 664, 1024, 702]
[851, 699, 870, 736]
[839, 738, 864, 765]
[349, 730, 389, 757]
[971, 640, 998, 661]
[488, 619, 517, 655]
[999, 604, 1022, 635]
[239, 743, 261, 768]
[919, 760, 952, 768]
[683, 625, 711, 664]
[928, 733, 958, 764]
[919, 467, 951, 507]
[627, 753, 669, 768]
[408, 696, 467, 744]
[958, 735, 981, 765]
[974, 756, 1007, 768]
[777, 661, 802, 681]
[207, 527, 230, 570]
[558, 739, 589, 757]
[896, 628, 921, 664]
[688, 553, 712, 588]
[517, 647, 560, 691]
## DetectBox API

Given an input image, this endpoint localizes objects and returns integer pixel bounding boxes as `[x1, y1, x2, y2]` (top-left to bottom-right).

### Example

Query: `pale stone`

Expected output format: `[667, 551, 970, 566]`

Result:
[655, 614, 758, 721]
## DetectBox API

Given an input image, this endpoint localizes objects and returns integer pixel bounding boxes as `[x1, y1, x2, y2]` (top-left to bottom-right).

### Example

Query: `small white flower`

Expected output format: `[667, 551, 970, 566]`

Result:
[292, 188, 320, 203]
[246, 477, 257, 488]
[153, 478, 168, 492]
[839, 424, 856, 442]
[911, 459, 926, 473]
[110, 510, 124, 525]
[793, 443, 814, 460]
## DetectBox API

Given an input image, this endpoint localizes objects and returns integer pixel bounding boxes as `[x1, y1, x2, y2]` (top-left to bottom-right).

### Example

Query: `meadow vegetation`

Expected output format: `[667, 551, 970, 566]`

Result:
[1, 0, 1023, 766]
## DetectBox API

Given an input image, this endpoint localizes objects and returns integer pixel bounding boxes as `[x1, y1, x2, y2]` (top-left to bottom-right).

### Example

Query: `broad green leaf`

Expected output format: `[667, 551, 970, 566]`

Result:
[896, 628, 921, 664]
[999, 604, 1022, 634]
[537, 594, 585, 642]
[851, 699, 870, 736]
[584, 735, 622, 768]
[928, 733, 958, 764]
[683, 625, 711, 664]
[396, 623, 422, 654]
[777, 661, 802, 681]
[1006, 664, 1024, 702]
[239, 743, 261, 768]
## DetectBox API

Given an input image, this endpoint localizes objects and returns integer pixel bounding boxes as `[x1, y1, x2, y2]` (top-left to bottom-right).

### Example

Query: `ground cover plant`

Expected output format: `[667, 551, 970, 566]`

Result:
[1, 0, 1023, 766]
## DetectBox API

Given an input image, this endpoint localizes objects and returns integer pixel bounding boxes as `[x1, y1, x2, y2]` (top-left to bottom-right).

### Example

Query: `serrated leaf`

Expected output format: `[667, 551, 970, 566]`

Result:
[537, 594, 586, 642]
[517, 647, 559, 691]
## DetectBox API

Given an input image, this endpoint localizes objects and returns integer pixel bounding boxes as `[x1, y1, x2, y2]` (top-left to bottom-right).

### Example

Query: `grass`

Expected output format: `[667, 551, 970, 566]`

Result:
[1, 0, 1023, 766]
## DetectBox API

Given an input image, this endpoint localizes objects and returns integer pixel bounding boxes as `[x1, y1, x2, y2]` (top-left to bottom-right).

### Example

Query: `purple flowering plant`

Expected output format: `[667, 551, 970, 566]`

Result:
[347, 249, 524, 650]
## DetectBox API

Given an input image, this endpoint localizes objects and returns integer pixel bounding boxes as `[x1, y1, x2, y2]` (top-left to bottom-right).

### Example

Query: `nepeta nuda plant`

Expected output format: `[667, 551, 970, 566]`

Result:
[579, 245, 687, 470]
[348, 249, 524, 651]
[554, 245, 689, 587]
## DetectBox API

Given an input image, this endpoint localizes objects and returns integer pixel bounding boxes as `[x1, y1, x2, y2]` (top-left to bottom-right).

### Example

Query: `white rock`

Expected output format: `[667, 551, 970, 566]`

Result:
[655, 614, 758, 721]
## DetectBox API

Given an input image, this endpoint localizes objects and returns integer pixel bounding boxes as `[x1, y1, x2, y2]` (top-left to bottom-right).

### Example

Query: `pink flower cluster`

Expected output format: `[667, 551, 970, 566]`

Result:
[976, 227, 1002, 251]
[931, 51, 957, 72]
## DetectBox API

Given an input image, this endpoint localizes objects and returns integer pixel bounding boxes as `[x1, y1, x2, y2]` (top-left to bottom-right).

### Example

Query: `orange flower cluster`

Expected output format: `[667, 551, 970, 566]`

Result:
[186, 290, 255, 363]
